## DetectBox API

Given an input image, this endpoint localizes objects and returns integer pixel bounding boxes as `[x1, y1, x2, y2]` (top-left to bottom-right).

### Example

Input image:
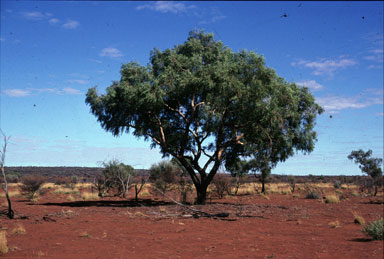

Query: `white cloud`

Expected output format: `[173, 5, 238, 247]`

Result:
[3, 87, 82, 97]
[48, 18, 60, 25]
[198, 7, 226, 24]
[316, 95, 383, 113]
[3, 89, 31, 97]
[99, 47, 124, 58]
[62, 88, 82, 95]
[367, 64, 382, 69]
[62, 19, 79, 29]
[67, 79, 89, 85]
[296, 80, 324, 91]
[363, 49, 383, 63]
[136, 1, 195, 14]
[291, 57, 357, 76]
[21, 11, 53, 20]
[88, 58, 103, 64]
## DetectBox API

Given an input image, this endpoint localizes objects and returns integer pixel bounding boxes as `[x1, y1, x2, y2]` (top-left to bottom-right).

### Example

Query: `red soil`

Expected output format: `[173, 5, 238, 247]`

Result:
[1, 189, 383, 259]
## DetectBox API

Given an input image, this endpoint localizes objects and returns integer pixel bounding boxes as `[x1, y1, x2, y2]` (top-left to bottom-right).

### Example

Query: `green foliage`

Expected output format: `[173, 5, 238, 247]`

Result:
[348, 150, 383, 178]
[86, 30, 323, 204]
[305, 189, 321, 199]
[348, 150, 383, 196]
[71, 176, 78, 184]
[362, 218, 384, 240]
[149, 160, 179, 195]
[102, 160, 134, 198]
[333, 180, 341, 189]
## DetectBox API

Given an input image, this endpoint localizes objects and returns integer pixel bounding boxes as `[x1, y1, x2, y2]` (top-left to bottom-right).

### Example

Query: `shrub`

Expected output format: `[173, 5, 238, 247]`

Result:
[325, 194, 340, 204]
[20, 175, 45, 200]
[102, 160, 134, 198]
[362, 218, 384, 240]
[333, 180, 342, 189]
[306, 190, 321, 199]
[53, 176, 71, 186]
[71, 176, 78, 184]
[149, 161, 178, 196]
[212, 174, 232, 199]
[288, 176, 296, 193]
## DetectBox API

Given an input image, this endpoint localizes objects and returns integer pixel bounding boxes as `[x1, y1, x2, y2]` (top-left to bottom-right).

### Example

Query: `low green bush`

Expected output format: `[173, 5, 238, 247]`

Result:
[306, 190, 321, 199]
[362, 218, 384, 240]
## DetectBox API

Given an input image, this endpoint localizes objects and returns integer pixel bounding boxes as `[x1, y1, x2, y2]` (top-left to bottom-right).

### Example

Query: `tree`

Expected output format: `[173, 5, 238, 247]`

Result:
[130, 174, 148, 202]
[0, 132, 14, 219]
[149, 160, 178, 196]
[19, 175, 45, 201]
[226, 159, 249, 195]
[102, 160, 133, 198]
[348, 149, 383, 196]
[86, 30, 323, 204]
[288, 175, 296, 193]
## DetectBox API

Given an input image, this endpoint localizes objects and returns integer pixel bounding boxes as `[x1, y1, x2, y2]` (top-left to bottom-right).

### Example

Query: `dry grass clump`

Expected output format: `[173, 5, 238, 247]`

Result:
[292, 193, 301, 199]
[236, 184, 255, 195]
[0, 190, 22, 198]
[135, 211, 145, 217]
[41, 183, 56, 189]
[11, 224, 26, 235]
[328, 220, 340, 228]
[81, 192, 99, 201]
[351, 191, 359, 197]
[53, 187, 80, 195]
[75, 183, 93, 189]
[0, 229, 8, 255]
[79, 231, 91, 238]
[352, 211, 366, 225]
[325, 194, 340, 204]
[67, 195, 76, 201]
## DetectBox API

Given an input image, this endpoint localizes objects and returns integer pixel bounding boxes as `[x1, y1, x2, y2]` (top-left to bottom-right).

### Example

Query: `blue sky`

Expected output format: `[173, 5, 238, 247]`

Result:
[1, 1, 383, 175]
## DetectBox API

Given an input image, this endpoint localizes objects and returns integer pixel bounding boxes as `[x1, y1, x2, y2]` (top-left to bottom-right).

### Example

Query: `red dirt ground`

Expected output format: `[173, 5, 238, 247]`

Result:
[1, 188, 383, 259]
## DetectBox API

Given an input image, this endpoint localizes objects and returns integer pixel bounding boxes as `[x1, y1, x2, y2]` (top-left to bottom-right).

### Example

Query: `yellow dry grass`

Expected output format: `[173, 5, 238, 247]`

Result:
[75, 183, 93, 189]
[325, 194, 340, 204]
[352, 211, 366, 225]
[53, 186, 80, 195]
[328, 220, 341, 228]
[11, 224, 26, 235]
[81, 192, 99, 201]
[41, 183, 56, 189]
[0, 190, 22, 198]
[0, 229, 8, 255]
[79, 231, 90, 238]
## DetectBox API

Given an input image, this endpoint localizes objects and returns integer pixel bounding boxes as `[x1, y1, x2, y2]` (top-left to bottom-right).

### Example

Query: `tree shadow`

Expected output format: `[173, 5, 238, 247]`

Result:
[37, 198, 173, 208]
[349, 238, 373, 242]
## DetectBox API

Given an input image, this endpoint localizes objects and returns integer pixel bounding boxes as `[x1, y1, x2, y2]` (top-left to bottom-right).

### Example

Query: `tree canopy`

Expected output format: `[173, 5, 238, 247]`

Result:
[86, 30, 323, 204]
[348, 149, 383, 196]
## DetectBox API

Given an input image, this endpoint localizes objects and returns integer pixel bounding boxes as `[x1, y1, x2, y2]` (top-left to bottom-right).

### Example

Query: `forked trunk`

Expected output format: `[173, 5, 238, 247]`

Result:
[195, 184, 208, 205]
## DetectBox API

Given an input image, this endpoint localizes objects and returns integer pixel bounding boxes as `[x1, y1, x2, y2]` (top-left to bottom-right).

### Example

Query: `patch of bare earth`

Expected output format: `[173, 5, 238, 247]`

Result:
[0, 190, 382, 259]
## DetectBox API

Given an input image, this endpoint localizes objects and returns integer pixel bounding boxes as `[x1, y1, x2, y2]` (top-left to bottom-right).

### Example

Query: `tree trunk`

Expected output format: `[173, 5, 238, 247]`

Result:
[6, 192, 14, 219]
[195, 183, 208, 205]
[374, 186, 378, 197]
[261, 180, 265, 194]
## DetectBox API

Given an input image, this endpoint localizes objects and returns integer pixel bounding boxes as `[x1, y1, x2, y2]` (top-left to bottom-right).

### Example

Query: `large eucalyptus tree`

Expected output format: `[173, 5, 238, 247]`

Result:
[86, 31, 323, 204]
